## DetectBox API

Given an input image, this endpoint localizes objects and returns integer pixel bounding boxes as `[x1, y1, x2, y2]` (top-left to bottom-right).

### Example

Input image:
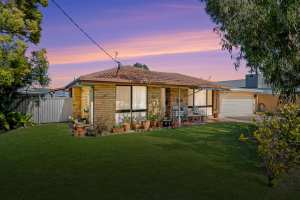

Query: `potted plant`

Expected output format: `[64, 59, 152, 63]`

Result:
[122, 116, 131, 132]
[149, 114, 159, 128]
[142, 119, 150, 131]
[74, 123, 87, 137]
[131, 117, 140, 130]
[112, 124, 124, 133]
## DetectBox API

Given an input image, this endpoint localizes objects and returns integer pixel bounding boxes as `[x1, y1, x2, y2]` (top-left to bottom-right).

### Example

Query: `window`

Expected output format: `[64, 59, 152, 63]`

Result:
[115, 86, 147, 124]
[115, 112, 131, 124]
[194, 90, 207, 106]
[132, 86, 147, 110]
[116, 86, 131, 110]
[188, 89, 214, 116]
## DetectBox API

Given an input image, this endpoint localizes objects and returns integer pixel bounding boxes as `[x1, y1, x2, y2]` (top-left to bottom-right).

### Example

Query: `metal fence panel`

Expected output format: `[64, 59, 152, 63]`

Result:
[15, 97, 72, 124]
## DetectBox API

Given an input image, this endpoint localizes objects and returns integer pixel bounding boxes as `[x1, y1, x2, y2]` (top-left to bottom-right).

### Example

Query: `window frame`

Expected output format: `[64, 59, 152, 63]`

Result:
[115, 85, 148, 122]
[188, 88, 213, 109]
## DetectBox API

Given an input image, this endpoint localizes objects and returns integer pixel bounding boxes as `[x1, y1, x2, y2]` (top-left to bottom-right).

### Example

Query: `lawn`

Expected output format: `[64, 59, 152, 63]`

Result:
[0, 123, 299, 200]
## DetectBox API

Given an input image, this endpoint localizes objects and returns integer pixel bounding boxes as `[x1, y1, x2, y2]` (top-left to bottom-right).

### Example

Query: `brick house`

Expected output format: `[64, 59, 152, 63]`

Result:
[66, 66, 226, 130]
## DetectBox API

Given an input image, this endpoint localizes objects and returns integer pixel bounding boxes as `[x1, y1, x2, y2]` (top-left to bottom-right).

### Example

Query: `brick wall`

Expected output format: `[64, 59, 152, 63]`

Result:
[72, 87, 81, 118]
[94, 84, 116, 130]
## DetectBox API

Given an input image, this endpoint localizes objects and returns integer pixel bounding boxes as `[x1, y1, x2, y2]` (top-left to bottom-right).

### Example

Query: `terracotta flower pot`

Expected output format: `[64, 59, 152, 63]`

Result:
[74, 125, 86, 137]
[112, 127, 124, 133]
[142, 120, 150, 130]
[123, 123, 130, 132]
[131, 123, 140, 130]
[150, 120, 158, 128]
[156, 121, 162, 128]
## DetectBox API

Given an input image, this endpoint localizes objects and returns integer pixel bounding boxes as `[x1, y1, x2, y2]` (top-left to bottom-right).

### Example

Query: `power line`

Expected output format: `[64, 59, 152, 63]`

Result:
[50, 0, 121, 65]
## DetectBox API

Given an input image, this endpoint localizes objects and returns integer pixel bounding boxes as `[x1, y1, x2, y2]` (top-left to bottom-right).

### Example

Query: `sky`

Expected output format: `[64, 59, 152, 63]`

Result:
[39, 0, 248, 88]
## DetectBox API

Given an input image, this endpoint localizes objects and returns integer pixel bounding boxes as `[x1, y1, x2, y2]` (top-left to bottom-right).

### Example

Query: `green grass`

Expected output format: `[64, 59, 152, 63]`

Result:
[0, 123, 299, 200]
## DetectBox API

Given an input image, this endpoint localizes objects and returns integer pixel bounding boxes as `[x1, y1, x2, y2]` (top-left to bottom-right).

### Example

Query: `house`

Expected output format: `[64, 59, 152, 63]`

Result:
[66, 66, 227, 130]
[218, 74, 300, 117]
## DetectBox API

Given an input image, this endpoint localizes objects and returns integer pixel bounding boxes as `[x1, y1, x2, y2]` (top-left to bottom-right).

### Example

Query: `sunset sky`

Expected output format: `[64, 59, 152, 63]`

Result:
[40, 0, 248, 88]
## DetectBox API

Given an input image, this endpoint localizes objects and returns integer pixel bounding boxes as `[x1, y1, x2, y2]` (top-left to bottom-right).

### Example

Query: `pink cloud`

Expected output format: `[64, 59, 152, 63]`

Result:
[47, 30, 221, 65]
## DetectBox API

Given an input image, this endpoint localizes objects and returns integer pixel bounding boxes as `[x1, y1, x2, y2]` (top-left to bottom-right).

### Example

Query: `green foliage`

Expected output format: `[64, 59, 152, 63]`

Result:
[133, 62, 149, 70]
[0, 0, 49, 114]
[122, 115, 131, 124]
[254, 104, 300, 187]
[201, 0, 300, 102]
[0, 112, 9, 131]
[239, 133, 248, 142]
[6, 112, 33, 129]
[0, 111, 33, 131]
[148, 113, 158, 121]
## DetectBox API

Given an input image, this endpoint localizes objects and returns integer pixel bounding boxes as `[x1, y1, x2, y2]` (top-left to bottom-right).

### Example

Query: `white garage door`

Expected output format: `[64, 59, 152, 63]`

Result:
[220, 93, 255, 117]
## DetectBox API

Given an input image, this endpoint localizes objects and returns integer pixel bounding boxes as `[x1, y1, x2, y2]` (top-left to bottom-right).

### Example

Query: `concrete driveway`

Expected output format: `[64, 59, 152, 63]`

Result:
[218, 116, 257, 123]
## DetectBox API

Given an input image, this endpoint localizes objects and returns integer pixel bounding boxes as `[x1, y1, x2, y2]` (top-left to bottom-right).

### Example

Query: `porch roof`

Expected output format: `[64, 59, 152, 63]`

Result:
[67, 66, 227, 90]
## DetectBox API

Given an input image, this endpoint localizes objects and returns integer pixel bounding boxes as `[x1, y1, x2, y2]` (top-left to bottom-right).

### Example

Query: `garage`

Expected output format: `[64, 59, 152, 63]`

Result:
[219, 92, 255, 117]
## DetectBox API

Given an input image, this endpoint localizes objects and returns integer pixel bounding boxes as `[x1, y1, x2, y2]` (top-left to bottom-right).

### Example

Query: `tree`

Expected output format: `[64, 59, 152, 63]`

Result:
[133, 63, 149, 70]
[200, 0, 300, 103]
[0, 0, 49, 114]
[254, 104, 300, 187]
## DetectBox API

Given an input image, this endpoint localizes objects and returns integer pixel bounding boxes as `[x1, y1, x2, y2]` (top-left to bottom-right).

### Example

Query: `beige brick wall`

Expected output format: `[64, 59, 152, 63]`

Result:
[72, 87, 81, 118]
[94, 84, 116, 130]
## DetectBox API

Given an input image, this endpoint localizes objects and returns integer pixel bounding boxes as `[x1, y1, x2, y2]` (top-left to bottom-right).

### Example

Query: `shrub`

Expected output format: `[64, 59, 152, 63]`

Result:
[0, 112, 10, 131]
[254, 104, 300, 187]
[0, 112, 33, 131]
[239, 133, 248, 142]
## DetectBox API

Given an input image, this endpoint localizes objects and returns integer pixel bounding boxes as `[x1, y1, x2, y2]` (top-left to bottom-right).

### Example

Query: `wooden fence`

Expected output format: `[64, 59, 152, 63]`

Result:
[15, 97, 72, 124]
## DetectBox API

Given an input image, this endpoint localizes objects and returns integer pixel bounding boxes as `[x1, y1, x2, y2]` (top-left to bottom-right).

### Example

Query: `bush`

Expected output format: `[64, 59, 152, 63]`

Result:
[0, 112, 33, 131]
[254, 104, 300, 187]
[0, 112, 10, 131]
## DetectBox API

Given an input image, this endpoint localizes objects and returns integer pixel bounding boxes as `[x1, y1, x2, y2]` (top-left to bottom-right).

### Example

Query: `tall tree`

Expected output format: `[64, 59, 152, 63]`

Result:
[0, 0, 49, 114]
[201, 0, 300, 102]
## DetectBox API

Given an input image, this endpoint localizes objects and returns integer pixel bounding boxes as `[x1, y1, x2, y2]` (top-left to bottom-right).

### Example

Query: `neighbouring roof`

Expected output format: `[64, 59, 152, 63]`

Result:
[217, 79, 274, 94]
[217, 79, 245, 88]
[17, 87, 50, 95]
[68, 66, 226, 89]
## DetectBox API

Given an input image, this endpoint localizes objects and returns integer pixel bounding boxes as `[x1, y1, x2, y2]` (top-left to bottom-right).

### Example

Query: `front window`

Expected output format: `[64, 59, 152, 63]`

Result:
[194, 90, 207, 106]
[132, 86, 147, 110]
[116, 86, 131, 110]
[188, 89, 213, 116]
[115, 86, 147, 124]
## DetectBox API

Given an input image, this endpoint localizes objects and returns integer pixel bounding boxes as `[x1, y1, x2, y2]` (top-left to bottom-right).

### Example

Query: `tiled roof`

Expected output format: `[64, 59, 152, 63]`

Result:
[78, 66, 225, 89]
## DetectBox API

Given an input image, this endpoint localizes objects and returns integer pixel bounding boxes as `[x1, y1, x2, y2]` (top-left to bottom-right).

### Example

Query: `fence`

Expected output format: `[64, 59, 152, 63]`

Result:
[15, 97, 72, 124]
